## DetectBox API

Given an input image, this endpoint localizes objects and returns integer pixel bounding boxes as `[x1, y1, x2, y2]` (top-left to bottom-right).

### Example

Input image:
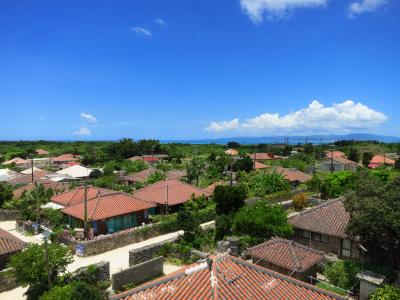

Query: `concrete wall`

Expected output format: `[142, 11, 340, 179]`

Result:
[129, 236, 179, 266]
[112, 256, 163, 291]
[0, 209, 20, 221]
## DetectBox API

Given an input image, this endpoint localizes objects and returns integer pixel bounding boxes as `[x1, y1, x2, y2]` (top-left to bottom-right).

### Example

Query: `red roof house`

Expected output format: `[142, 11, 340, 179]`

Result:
[249, 153, 283, 161]
[35, 149, 49, 155]
[324, 151, 346, 159]
[0, 228, 26, 269]
[368, 155, 396, 169]
[247, 237, 324, 282]
[112, 254, 344, 300]
[51, 186, 114, 207]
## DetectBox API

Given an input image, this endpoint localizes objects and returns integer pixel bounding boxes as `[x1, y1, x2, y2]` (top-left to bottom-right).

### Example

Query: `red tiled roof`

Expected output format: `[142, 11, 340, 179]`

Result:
[51, 186, 114, 207]
[36, 149, 49, 155]
[53, 154, 80, 162]
[112, 254, 343, 300]
[3, 157, 29, 165]
[271, 166, 312, 183]
[7, 174, 40, 186]
[225, 149, 239, 155]
[133, 179, 210, 206]
[13, 180, 68, 199]
[142, 156, 160, 162]
[324, 151, 345, 159]
[289, 199, 349, 238]
[0, 228, 26, 256]
[249, 153, 282, 160]
[254, 161, 268, 169]
[62, 192, 156, 221]
[121, 169, 157, 183]
[166, 169, 187, 180]
[203, 181, 225, 195]
[370, 155, 395, 165]
[321, 156, 357, 165]
[247, 237, 324, 272]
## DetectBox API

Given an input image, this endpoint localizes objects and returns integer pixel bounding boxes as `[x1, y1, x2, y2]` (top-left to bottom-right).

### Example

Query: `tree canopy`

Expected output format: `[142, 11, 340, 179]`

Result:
[214, 185, 246, 215]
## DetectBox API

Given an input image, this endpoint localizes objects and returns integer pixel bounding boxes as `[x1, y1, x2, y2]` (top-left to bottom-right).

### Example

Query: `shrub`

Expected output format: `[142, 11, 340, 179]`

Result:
[323, 260, 360, 291]
[292, 193, 309, 211]
[40, 281, 103, 300]
[370, 285, 400, 300]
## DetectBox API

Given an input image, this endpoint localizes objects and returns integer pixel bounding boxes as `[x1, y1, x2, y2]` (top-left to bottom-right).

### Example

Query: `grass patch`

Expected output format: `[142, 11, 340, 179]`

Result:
[316, 282, 348, 296]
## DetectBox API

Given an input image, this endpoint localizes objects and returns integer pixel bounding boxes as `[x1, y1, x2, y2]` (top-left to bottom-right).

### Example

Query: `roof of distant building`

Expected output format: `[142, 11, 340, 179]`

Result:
[249, 153, 282, 160]
[269, 166, 312, 183]
[51, 186, 114, 207]
[112, 254, 343, 300]
[35, 149, 49, 155]
[247, 237, 324, 272]
[56, 165, 93, 178]
[0, 228, 26, 256]
[121, 169, 157, 183]
[324, 151, 346, 159]
[370, 155, 395, 165]
[225, 149, 239, 155]
[3, 157, 29, 165]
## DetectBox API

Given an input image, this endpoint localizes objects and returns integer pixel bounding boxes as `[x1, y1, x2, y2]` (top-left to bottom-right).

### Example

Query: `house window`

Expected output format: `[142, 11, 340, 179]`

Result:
[321, 234, 329, 244]
[302, 230, 310, 239]
[312, 232, 321, 242]
[341, 239, 351, 257]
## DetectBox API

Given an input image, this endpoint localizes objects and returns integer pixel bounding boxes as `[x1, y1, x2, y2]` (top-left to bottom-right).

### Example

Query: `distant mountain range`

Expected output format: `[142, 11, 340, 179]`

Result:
[163, 133, 400, 145]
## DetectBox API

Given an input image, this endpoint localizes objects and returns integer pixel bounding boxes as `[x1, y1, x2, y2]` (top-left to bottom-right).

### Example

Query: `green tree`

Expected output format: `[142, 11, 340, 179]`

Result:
[214, 185, 246, 215]
[242, 171, 291, 198]
[348, 147, 360, 162]
[233, 156, 253, 173]
[146, 170, 166, 185]
[362, 151, 373, 167]
[370, 285, 400, 300]
[9, 243, 73, 300]
[186, 157, 205, 186]
[40, 281, 103, 300]
[232, 201, 293, 240]
[344, 174, 400, 267]
[0, 182, 13, 207]
[303, 143, 314, 155]
[394, 158, 400, 170]
[323, 260, 360, 291]
[319, 171, 355, 199]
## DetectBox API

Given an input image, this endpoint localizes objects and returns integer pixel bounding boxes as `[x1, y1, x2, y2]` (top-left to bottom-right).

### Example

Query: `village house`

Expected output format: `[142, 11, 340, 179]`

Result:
[320, 157, 357, 172]
[111, 254, 344, 300]
[133, 178, 210, 213]
[13, 179, 67, 199]
[0, 228, 26, 269]
[2, 157, 29, 167]
[120, 168, 157, 185]
[247, 237, 324, 283]
[55, 164, 94, 179]
[267, 166, 312, 187]
[225, 148, 239, 156]
[254, 161, 268, 170]
[35, 148, 49, 155]
[324, 150, 346, 159]
[51, 186, 156, 235]
[289, 199, 360, 260]
[249, 152, 283, 161]
[368, 154, 396, 168]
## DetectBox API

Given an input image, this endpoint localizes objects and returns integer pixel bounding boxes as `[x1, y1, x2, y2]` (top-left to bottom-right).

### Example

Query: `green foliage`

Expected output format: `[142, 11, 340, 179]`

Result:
[186, 157, 206, 185]
[41, 208, 65, 228]
[348, 147, 360, 162]
[40, 281, 103, 300]
[146, 171, 166, 185]
[370, 285, 400, 300]
[214, 185, 246, 215]
[215, 213, 233, 241]
[362, 151, 373, 167]
[104, 138, 161, 160]
[232, 201, 293, 240]
[0, 182, 13, 207]
[88, 169, 102, 179]
[344, 173, 400, 267]
[241, 171, 291, 198]
[9, 243, 73, 300]
[323, 260, 360, 291]
[233, 156, 253, 173]
[395, 158, 400, 170]
[277, 153, 313, 171]
[292, 193, 309, 211]
[315, 282, 347, 296]
[303, 143, 314, 155]
[319, 171, 355, 199]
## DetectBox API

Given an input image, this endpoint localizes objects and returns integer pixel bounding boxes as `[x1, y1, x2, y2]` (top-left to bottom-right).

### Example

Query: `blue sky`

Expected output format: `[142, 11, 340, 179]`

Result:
[0, 0, 399, 140]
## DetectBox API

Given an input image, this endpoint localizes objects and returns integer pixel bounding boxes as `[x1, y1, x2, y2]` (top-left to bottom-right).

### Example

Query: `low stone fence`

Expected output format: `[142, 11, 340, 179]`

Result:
[112, 256, 163, 291]
[59, 224, 162, 257]
[0, 209, 20, 221]
[0, 269, 18, 293]
[129, 236, 179, 266]
[74, 261, 110, 282]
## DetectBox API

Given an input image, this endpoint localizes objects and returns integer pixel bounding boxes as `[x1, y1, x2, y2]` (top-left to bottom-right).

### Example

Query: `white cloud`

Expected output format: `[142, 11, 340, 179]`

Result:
[155, 18, 166, 26]
[240, 0, 328, 22]
[80, 112, 97, 123]
[73, 126, 92, 136]
[205, 100, 387, 134]
[130, 27, 152, 36]
[348, 0, 387, 17]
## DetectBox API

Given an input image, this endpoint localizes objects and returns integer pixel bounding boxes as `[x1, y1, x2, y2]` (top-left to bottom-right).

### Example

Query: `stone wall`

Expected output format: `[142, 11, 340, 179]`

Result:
[0, 269, 18, 293]
[74, 261, 110, 282]
[0, 209, 20, 221]
[112, 256, 163, 291]
[129, 236, 179, 266]
[59, 224, 162, 257]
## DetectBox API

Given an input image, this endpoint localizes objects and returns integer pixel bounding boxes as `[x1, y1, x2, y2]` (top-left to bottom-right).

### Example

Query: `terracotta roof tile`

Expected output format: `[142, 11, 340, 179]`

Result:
[3, 157, 29, 165]
[0, 228, 26, 256]
[51, 186, 114, 206]
[53, 154, 80, 162]
[370, 155, 395, 165]
[247, 237, 324, 272]
[270, 167, 312, 183]
[36, 149, 49, 155]
[112, 254, 344, 300]
[13, 180, 68, 199]
[249, 153, 282, 160]
[133, 179, 210, 206]
[254, 161, 268, 169]
[166, 169, 187, 180]
[324, 151, 345, 159]
[121, 169, 157, 183]
[289, 199, 349, 238]
[62, 192, 156, 221]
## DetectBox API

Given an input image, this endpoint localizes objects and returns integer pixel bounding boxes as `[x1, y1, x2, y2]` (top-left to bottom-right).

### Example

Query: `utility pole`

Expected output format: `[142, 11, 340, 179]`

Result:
[30, 154, 34, 183]
[84, 181, 88, 239]
[42, 230, 52, 289]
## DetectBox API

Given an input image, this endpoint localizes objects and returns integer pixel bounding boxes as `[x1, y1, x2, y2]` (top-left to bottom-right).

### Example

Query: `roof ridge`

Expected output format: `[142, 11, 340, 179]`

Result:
[288, 198, 342, 219]
[287, 239, 302, 271]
